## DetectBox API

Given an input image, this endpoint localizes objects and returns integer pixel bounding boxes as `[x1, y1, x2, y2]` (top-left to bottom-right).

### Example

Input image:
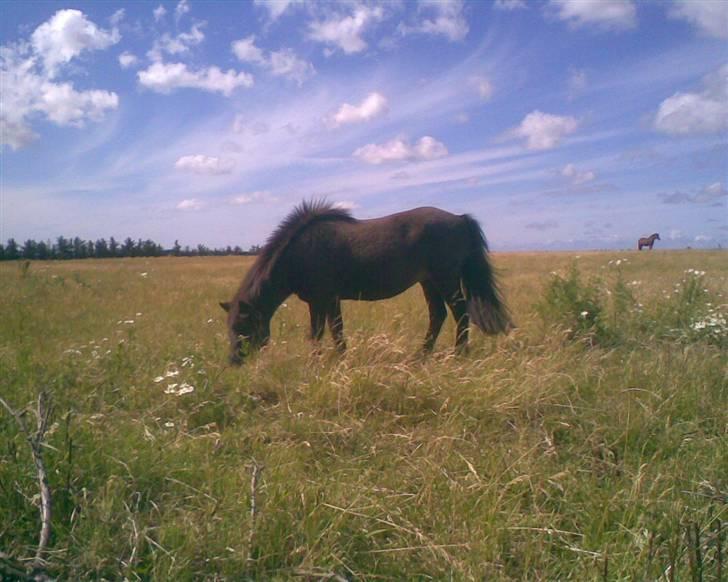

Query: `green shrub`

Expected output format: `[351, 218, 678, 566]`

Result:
[537, 264, 613, 345]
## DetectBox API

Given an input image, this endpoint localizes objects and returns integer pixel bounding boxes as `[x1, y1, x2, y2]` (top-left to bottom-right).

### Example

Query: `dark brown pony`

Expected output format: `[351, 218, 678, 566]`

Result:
[221, 201, 512, 364]
[638, 233, 660, 250]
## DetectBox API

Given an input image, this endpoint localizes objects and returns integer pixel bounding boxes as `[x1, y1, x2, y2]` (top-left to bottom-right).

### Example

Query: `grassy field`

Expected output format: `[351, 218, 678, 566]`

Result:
[1, 250, 726, 580]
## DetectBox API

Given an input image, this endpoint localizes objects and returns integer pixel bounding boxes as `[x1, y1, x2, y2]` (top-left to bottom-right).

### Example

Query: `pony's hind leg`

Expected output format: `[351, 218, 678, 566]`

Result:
[309, 303, 326, 343]
[435, 278, 469, 353]
[421, 281, 447, 353]
[326, 298, 346, 353]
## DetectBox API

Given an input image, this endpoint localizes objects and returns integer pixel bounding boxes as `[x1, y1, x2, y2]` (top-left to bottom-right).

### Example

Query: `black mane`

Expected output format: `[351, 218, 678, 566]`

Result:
[241, 200, 355, 301]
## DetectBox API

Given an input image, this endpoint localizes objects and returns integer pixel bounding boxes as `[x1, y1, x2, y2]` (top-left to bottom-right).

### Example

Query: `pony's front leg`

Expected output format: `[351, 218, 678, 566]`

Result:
[326, 298, 346, 353]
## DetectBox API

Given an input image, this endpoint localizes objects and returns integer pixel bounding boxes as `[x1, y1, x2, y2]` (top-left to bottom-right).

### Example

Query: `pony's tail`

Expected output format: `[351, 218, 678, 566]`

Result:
[460, 215, 513, 335]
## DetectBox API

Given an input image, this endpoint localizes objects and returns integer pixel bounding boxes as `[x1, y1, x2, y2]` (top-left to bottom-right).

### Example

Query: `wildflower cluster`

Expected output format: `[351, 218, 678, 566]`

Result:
[62, 337, 113, 360]
[153, 354, 204, 396]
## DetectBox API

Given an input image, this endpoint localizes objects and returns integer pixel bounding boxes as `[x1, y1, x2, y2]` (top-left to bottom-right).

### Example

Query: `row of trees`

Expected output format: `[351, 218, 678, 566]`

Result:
[0, 237, 261, 261]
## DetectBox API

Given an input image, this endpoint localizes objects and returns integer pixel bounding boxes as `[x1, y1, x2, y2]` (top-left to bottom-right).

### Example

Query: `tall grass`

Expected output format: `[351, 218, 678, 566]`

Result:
[1, 251, 726, 580]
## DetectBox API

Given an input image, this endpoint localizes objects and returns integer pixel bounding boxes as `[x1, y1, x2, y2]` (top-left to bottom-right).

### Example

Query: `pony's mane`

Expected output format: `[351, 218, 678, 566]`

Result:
[240, 200, 355, 302]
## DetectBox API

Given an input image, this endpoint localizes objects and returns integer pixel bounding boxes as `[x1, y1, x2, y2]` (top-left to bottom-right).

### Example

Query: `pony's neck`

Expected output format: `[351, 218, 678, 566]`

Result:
[245, 276, 290, 322]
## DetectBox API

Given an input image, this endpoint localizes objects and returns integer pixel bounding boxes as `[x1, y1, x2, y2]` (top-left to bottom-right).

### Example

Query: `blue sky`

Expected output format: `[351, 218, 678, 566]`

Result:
[2, 0, 726, 251]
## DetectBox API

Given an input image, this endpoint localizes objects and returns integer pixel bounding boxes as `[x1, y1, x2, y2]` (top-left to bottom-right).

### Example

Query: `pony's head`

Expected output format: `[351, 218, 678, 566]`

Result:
[654, 233, 661, 240]
[220, 300, 270, 365]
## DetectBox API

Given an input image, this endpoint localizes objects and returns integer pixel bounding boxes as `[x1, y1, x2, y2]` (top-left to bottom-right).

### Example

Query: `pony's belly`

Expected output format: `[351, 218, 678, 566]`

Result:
[338, 276, 418, 301]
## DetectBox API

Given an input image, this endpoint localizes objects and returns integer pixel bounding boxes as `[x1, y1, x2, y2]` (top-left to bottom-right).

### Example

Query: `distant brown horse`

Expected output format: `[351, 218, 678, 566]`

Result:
[638, 233, 660, 250]
[221, 200, 512, 364]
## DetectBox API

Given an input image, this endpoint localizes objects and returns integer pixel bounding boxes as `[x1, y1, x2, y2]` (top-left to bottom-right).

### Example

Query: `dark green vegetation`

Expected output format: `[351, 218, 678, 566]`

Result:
[1, 251, 725, 580]
[0, 236, 260, 260]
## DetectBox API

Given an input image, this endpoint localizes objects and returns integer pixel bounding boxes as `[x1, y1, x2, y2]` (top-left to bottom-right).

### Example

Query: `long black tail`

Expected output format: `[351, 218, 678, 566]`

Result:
[460, 215, 513, 334]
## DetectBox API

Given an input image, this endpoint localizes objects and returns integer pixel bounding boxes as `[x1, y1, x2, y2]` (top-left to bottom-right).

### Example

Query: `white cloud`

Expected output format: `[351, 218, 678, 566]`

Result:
[138, 62, 253, 96]
[231, 35, 266, 64]
[231, 36, 313, 85]
[669, 0, 728, 39]
[254, 0, 303, 21]
[513, 110, 579, 150]
[39, 82, 118, 126]
[653, 64, 728, 136]
[177, 198, 204, 210]
[328, 92, 388, 128]
[110, 9, 125, 26]
[308, 5, 383, 54]
[399, 0, 469, 42]
[660, 182, 728, 204]
[561, 163, 595, 185]
[1, 10, 119, 150]
[332, 200, 359, 210]
[175, 0, 190, 21]
[118, 51, 138, 69]
[229, 191, 276, 204]
[153, 5, 167, 21]
[470, 76, 494, 100]
[148, 22, 205, 62]
[494, 0, 527, 10]
[354, 136, 448, 164]
[30, 9, 120, 76]
[547, 0, 637, 31]
[175, 155, 235, 175]
[268, 49, 315, 85]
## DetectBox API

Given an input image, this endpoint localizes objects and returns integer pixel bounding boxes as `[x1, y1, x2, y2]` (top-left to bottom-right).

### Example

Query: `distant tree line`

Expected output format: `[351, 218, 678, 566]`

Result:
[0, 237, 261, 261]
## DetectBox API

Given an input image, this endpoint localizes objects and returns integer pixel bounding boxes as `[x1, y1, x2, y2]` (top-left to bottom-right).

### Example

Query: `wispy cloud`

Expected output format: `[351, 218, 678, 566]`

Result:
[175, 155, 235, 175]
[546, 0, 637, 31]
[176, 198, 204, 210]
[399, 0, 469, 42]
[561, 163, 595, 185]
[232, 35, 314, 85]
[229, 191, 277, 204]
[659, 181, 727, 205]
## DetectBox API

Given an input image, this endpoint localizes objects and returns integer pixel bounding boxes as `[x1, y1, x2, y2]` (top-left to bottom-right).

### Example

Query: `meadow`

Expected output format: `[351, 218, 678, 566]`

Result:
[1, 250, 726, 580]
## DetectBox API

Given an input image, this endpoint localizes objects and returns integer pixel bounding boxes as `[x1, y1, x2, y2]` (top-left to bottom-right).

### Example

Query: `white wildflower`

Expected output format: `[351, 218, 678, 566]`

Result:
[176, 383, 195, 395]
[164, 421, 174, 428]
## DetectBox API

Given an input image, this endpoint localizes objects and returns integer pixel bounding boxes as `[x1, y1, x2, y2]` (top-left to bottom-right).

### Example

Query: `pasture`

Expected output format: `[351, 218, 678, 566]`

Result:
[1, 250, 726, 580]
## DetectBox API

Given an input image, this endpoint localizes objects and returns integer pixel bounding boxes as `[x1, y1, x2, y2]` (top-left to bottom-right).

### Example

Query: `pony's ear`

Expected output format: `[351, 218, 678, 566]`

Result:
[219, 301, 231, 312]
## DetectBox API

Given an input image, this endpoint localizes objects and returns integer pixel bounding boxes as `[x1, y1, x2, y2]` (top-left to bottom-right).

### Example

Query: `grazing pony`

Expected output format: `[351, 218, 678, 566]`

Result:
[221, 200, 512, 364]
[638, 233, 660, 250]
